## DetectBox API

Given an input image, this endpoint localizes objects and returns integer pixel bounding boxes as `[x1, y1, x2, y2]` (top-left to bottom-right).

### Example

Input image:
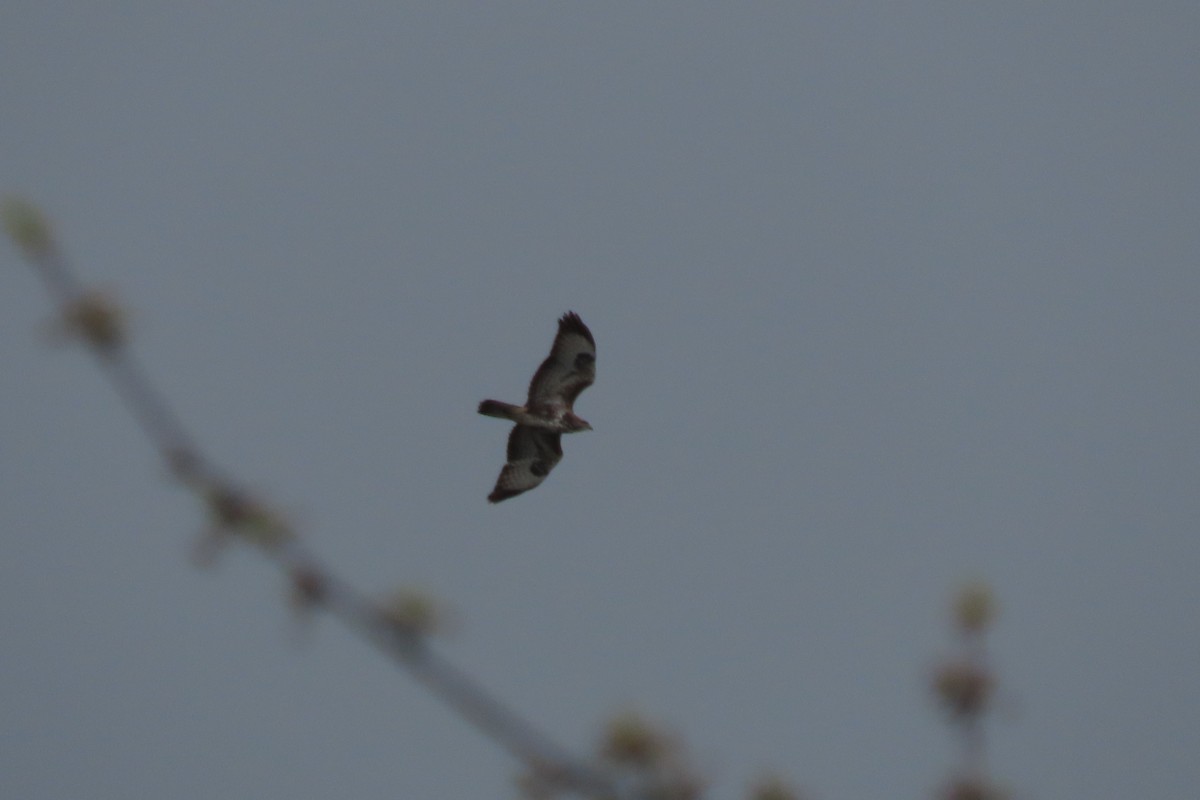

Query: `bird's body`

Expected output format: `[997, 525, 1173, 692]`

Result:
[477, 399, 590, 433]
[479, 312, 596, 502]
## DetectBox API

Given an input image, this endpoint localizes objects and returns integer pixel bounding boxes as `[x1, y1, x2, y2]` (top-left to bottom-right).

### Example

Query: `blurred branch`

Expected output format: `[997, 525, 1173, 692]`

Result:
[932, 583, 1007, 800]
[3, 197, 615, 798]
[7, 197, 1009, 800]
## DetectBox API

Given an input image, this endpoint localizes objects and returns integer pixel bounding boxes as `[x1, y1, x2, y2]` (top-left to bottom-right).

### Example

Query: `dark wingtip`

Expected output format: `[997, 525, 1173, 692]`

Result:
[558, 311, 594, 346]
[487, 488, 523, 503]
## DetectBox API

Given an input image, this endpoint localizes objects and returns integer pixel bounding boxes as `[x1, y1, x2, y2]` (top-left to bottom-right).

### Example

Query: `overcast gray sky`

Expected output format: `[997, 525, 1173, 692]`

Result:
[3, 5, 1198, 799]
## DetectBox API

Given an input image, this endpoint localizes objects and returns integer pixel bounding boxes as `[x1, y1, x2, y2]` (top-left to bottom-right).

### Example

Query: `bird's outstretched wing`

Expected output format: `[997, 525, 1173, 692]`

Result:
[487, 426, 564, 503]
[527, 311, 596, 408]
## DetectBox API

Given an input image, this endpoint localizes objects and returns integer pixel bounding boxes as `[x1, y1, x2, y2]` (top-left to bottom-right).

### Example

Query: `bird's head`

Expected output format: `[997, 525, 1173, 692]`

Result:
[565, 413, 592, 433]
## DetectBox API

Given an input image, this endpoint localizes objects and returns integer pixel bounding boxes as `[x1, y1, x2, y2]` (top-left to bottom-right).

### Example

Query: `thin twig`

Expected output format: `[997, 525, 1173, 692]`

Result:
[5, 204, 617, 798]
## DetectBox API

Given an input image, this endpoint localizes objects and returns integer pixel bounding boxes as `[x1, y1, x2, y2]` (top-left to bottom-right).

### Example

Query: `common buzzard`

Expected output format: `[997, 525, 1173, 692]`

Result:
[478, 312, 596, 503]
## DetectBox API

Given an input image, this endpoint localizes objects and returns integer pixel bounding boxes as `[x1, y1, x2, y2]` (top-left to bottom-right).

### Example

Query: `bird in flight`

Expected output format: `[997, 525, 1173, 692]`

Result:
[478, 311, 596, 503]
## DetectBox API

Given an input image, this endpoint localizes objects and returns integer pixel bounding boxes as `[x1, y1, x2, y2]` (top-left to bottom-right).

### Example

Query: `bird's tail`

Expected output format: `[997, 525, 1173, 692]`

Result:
[478, 399, 521, 421]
